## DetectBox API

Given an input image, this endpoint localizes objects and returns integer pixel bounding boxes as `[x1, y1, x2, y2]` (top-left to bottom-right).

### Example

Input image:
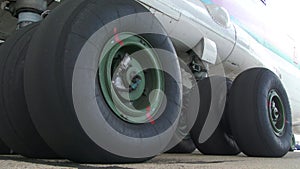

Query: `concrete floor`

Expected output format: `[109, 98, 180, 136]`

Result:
[0, 151, 299, 169]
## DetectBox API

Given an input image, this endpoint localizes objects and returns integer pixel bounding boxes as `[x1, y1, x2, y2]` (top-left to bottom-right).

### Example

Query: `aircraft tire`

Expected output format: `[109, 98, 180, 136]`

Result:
[0, 139, 10, 154]
[0, 24, 58, 158]
[24, 0, 182, 163]
[190, 77, 240, 155]
[166, 62, 197, 154]
[166, 137, 196, 153]
[228, 68, 292, 157]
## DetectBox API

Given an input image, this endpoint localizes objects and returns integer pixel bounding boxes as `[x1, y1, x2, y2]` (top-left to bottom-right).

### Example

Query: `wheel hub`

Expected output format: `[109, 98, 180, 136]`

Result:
[268, 90, 285, 136]
[99, 33, 164, 124]
[112, 53, 146, 101]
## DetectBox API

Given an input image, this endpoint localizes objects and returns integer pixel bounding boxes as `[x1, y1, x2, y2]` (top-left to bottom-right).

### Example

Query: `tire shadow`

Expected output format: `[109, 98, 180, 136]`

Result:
[0, 155, 134, 169]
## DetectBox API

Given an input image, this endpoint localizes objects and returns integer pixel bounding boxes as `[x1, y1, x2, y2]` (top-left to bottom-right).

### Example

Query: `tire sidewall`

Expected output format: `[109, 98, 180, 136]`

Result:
[229, 68, 292, 157]
[25, 0, 182, 161]
[256, 70, 292, 154]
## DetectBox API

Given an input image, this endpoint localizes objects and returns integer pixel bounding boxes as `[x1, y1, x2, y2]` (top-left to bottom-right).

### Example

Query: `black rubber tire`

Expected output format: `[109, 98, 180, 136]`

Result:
[190, 76, 240, 155]
[166, 137, 196, 153]
[228, 68, 292, 157]
[24, 0, 181, 163]
[166, 62, 197, 154]
[0, 24, 58, 158]
[0, 139, 10, 154]
[290, 134, 296, 151]
[0, 39, 11, 154]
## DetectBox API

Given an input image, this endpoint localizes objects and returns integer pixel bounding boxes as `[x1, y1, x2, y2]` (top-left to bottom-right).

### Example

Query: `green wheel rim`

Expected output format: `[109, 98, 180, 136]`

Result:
[99, 33, 164, 124]
[267, 90, 286, 136]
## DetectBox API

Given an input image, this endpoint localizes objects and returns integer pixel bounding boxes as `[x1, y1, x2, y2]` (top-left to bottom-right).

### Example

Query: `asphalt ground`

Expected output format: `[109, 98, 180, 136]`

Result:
[0, 151, 299, 169]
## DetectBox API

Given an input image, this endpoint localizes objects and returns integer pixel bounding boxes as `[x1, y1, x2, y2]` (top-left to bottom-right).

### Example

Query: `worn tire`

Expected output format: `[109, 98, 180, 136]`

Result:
[0, 24, 58, 158]
[24, 0, 182, 163]
[228, 68, 292, 157]
[191, 76, 240, 155]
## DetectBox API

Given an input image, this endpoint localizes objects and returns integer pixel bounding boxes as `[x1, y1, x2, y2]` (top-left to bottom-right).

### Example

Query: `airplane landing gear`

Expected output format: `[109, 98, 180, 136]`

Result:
[228, 68, 292, 157]
[24, 0, 182, 163]
[191, 76, 240, 155]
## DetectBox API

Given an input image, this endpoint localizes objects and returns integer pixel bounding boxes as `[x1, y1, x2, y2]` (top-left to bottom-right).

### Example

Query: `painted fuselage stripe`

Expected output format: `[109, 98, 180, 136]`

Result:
[200, 0, 300, 69]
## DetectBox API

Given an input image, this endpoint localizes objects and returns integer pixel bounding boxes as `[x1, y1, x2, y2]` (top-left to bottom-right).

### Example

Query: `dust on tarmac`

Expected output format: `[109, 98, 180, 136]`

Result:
[0, 151, 299, 169]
